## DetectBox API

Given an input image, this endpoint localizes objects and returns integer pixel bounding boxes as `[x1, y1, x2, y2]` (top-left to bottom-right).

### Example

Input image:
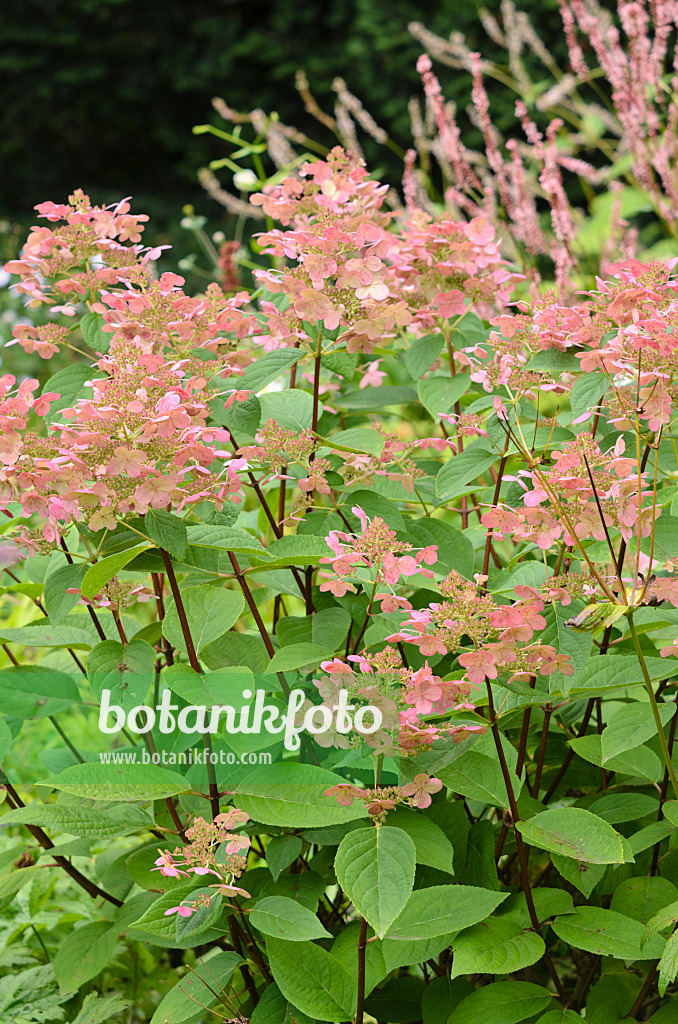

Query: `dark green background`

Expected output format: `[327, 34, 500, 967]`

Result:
[1, 0, 566, 233]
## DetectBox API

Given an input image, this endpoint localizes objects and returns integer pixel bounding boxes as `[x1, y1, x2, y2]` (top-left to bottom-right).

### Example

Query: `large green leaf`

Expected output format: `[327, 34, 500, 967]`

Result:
[0, 624, 92, 649]
[1, 804, 152, 839]
[601, 701, 675, 763]
[81, 546, 149, 600]
[417, 373, 470, 416]
[239, 349, 303, 392]
[385, 884, 508, 940]
[334, 825, 416, 938]
[266, 938, 356, 1023]
[406, 518, 474, 580]
[0, 665, 81, 719]
[250, 984, 314, 1024]
[438, 749, 522, 807]
[264, 642, 333, 675]
[250, 896, 330, 940]
[386, 807, 455, 875]
[569, 371, 609, 419]
[43, 364, 98, 423]
[87, 638, 155, 712]
[448, 980, 552, 1024]
[551, 906, 666, 960]
[516, 808, 629, 864]
[259, 389, 315, 431]
[235, 763, 367, 827]
[163, 584, 244, 653]
[185, 524, 267, 555]
[54, 921, 118, 993]
[435, 448, 496, 502]
[40, 762, 190, 801]
[44, 563, 87, 624]
[144, 508, 187, 561]
[70, 993, 131, 1024]
[451, 917, 545, 977]
[149, 951, 242, 1024]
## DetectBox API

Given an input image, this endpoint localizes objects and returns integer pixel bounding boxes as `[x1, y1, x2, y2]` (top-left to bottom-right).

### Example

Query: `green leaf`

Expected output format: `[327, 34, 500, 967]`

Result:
[239, 349, 303, 392]
[337, 386, 416, 411]
[435, 448, 496, 502]
[163, 585, 245, 653]
[540, 604, 593, 695]
[0, 624, 92, 649]
[552, 906, 666, 960]
[385, 884, 508, 940]
[185, 524, 267, 555]
[551, 854, 606, 898]
[448, 980, 553, 1024]
[266, 835, 302, 881]
[405, 334, 444, 379]
[312, 607, 351, 650]
[128, 881, 205, 941]
[70, 993, 131, 1024]
[87, 638, 155, 712]
[602, 701, 675, 763]
[81, 546, 149, 600]
[516, 808, 628, 863]
[252, 534, 329, 570]
[588, 792, 659, 824]
[537, 1012, 585, 1024]
[250, 983, 315, 1024]
[259, 389, 315, 431]
[1, 804, 152, 839]
[611, 876, 678, 924]
[145, 509, 187, 560]
[320, 427, 385, 455]
[335, 825, 416, 938]
[40, 762, 189, 801]
[264, 642, 332, 675]
[406, 518, 475, 579]
[386, 807, 455, 875]
[570, 371, 610, 418]
[235, 763, 366, 827]
[43, 364, 98, 423]
[80, 311, 110, 352]
[570, 654, 675, 696]
[54, 921, 118, 993]
[44, 563, 87, 624]
[451, 917, 545, 977]
[250, 896, 331, 940]
[438, 748, 522, 807]
[0, 664, 81, 718]
[149, 951, 242, 1024]
[266, 937, 356, 1023]
[417, 374, 470, 417]
[658, 930, 678, 996]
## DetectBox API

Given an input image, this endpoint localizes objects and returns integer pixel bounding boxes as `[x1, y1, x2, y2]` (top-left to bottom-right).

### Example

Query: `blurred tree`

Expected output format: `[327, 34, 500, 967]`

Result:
[0, 0, 565, 225]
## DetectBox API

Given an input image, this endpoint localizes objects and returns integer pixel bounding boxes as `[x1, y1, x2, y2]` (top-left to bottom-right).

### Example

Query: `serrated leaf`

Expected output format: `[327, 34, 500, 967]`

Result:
[516, 808, 628, 863]
[386, 807, 454, 875]
[385, 884, 508, 940]
[418, 373, 470, 416]
[44, 563, 87, 624]
[570, 371, 610, 419]
[552, 905, 665, 960]
[40, 762, 189, 801]
[239, 349, 303, 392]
[266, 835, 302, 881]
[163, 585, 244, 653]
[611, 876, 678, 924]
[185, 524, 267, 555]
[0, 624, 92, 649]
[407, 518, 475, 579]
[234, 763, 366, 827]
[259, 389, 315, 431]
[448, 980, 552, 1024]
[451, 917, 545, 977]
[87, 637, 155, 712]
[658, 930, 678, 996]
[43, 364, 99, 424]
[435, 448, 496, 502]
[264, 642, 332, 675]
[405, 334, 444, 380]
[266, 937, 356, 1022]
[81, 546, 149, 600]
[0, 664, 81, 719]
[54, 921, 117, 993]
[1, 804, 152, 839]
[70, 992, 131, 1024]
[250, 895, 330, 940]
[438, 748, 522, 807]
[335, 825, 415, 938]
[145, 509, 187, 560]
[602, 701, 675, 763]
[337, 386, 416, 411]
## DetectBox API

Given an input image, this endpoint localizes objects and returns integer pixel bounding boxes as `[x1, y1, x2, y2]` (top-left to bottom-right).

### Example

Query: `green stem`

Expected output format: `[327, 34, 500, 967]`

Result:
[628, 611, 678, 800]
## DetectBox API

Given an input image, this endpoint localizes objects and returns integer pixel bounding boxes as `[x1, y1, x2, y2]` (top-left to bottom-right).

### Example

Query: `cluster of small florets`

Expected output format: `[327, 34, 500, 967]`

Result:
[324, 774, 443, 819]
[318, 507, 437, 606]
[483, 435, 653, 550]
[238, 421, 316, 474]
[153, 808, 252, 919]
